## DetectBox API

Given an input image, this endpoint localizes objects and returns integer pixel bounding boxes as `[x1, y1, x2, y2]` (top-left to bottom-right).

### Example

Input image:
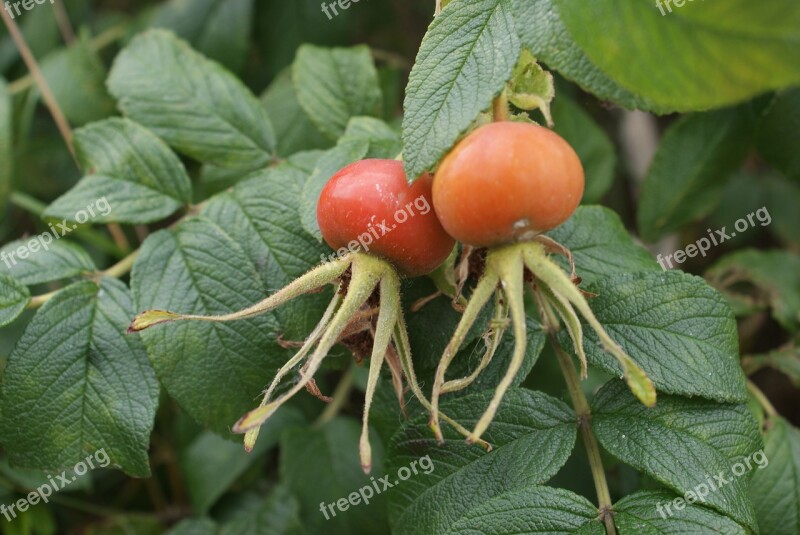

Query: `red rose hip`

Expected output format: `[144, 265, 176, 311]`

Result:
[317, 159, 455, 276]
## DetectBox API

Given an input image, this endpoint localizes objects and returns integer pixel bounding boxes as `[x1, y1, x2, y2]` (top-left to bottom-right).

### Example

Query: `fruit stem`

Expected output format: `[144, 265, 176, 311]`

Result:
[550, 334, 617, 535]
[492, 89, 509, 122]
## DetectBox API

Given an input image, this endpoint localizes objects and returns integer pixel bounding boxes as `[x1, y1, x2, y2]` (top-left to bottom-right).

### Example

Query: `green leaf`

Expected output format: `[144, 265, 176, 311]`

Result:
[108, 29, 275, 169]
[388, 389, 577, 533]
[201, 156, 330, 339]
[0, 239, 96, 286]
[0, 77, 11, 208]
[572, 271, 747, 402]
[0, 273, 29, 327]
[547, 206, 660, 286]
[749, 417, 800, 534]
[554, 0, 800, 111]
[300, 117, 401, 238]
[512, 0, 652, 111]
[757, 88, 800, 182]
[551, 96, 616, 203]
[507, 50, 555, 126]
[165, 518, 218, 535]
[706, 249, 800, 332]
[592, 380, 761, 530]
[402, 0, 520, 179]
[151, 0, 254, 73]
[293, 45, 383, 140]
[38, 34, 116, 126]
[44, 118, 192, 224]
[219, 485, 305, 535]
[261, 70, 331, 157]
[637, 106, 754, 242]
[447, 485, 603, 534]
[614, 490, 747, 534]
[280, 417, 388, 535]
[180, 407, 305, 513]
[131, 217, 286, 436]
[0, 279, 158, 477]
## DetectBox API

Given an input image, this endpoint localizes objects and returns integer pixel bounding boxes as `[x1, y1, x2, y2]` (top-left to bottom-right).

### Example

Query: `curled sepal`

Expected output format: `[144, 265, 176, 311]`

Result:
[233, 254, 385, 436]
[129, 256, 351, 332]
[467, 245, 528, 444]
[429, 264, 499, 443]
[440, 290, 508, 394]
[359, 273, 401, 474]
[537, 282, 588, 379]
[522, 242, 656, 407]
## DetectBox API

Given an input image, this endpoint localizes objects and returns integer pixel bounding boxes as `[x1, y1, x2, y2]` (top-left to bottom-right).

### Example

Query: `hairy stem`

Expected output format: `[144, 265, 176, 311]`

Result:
[551, 335, 616, 535]
[524, 243, 655, 407]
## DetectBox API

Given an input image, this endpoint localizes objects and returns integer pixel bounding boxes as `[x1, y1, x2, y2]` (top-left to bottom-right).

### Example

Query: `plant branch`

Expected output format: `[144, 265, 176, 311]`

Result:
[8, 23, 127, 95]
[746, 379, 778, 418]
[53, 0, 76, 45]
[107, 222, 131, 252]
[26, 289, 59, 310]
[100, 249, 140, 279]
[550, 334, 617, 535]
[9, 190, 46, 215]
[1, 6, 76, 163]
